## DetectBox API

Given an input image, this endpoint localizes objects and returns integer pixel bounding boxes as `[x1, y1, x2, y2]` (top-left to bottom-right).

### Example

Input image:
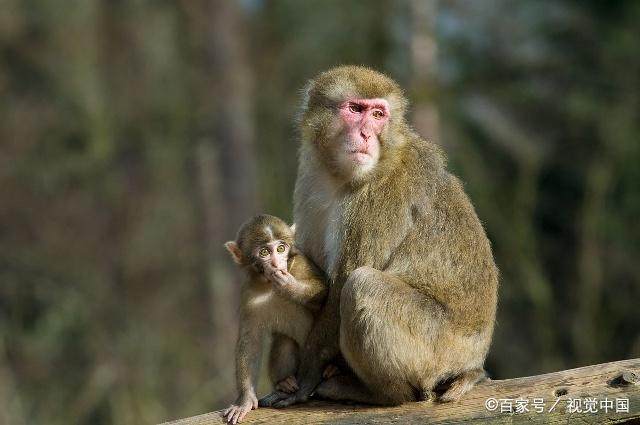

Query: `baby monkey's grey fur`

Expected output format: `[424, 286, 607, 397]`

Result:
[222, 214, 327, 424]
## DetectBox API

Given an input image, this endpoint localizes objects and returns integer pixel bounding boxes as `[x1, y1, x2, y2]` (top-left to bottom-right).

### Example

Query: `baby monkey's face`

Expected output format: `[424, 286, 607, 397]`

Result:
[253, 240, 290, 274]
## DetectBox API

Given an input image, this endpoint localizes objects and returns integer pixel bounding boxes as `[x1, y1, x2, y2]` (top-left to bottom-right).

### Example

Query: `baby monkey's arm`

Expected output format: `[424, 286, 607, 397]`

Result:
[265, 255, 327, 311]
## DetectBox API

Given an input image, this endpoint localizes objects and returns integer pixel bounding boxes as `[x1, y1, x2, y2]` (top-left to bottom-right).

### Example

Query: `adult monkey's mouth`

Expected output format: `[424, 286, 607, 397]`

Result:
[349, 151, 371, 164]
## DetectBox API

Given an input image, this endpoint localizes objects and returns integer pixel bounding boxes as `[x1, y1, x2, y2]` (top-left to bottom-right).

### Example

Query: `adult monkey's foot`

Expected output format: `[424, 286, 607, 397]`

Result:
[275, 375, 299, 393]
[323, 363, 340, 379]
[261, 364, 340, 407]
[259, 385, 313, 408]
[272, 388, 310, 408]
[258, 390, 290, 407]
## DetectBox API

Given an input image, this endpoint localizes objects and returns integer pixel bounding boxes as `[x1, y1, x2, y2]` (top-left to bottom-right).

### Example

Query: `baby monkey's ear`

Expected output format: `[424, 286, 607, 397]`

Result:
[290, 223, 296, 233]
[224, 241, 244, 265]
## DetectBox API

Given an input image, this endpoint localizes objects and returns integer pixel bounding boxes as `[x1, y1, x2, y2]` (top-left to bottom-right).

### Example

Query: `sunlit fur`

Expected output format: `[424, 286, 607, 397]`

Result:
[299, 66, 409, 185]
[285, 65, 499, 406]
[233, 215, 296, 270]
[223, 214, 328, 421]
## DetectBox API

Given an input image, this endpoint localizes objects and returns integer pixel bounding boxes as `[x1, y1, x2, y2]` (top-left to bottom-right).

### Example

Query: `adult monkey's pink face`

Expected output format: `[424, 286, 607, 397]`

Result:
[301, 66, 405, 182]
[337, 97, 390, 174]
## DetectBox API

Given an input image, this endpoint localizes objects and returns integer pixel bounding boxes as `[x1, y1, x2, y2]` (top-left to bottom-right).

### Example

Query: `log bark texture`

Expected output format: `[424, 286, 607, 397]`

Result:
[162, 358, 640, 424]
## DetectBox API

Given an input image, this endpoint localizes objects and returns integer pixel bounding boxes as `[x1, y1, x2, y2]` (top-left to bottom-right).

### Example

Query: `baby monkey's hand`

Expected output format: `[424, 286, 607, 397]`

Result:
[265, 268, 296, 288]
[222, 392, 258, 424]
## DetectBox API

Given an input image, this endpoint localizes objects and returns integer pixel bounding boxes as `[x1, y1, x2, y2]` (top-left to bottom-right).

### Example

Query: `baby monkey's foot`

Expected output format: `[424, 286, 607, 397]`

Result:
[275, 375, 299, 393]
[322, 363, 340, 379]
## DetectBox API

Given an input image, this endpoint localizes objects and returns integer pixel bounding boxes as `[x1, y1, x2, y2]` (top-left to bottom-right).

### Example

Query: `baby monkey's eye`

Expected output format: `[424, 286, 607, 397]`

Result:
[372, 109, 384, 119]
[276, 244, 286, 253]
[259, 248, 269, 257]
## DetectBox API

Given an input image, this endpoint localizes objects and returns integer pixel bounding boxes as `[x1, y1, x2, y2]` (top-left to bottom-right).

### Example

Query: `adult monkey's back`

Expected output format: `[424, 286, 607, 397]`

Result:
[262, 66, 498, 408]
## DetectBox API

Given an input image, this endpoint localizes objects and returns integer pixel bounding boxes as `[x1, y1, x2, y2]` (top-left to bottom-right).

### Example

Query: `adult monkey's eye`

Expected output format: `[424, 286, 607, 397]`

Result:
[276, 244, 286, 253]
[372, 109, 384, 119]
[259, 248, 269, 257]
[349, 103, 363, 113]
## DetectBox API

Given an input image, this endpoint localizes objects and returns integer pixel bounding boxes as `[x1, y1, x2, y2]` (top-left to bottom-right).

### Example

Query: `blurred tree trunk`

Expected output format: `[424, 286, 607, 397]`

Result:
[574, 158, 613, 363]
[408, 0, 440, 144]
[181, 0, 258, 405]
[0, 347, 25, 425]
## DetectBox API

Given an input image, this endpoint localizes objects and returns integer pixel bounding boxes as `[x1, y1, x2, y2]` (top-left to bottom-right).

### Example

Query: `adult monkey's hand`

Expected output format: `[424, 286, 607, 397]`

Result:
[261, 66, 498, 408]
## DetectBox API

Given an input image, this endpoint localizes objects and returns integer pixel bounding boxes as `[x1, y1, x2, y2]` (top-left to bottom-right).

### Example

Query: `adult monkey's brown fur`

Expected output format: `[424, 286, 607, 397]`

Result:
[261, 66, 499, 407]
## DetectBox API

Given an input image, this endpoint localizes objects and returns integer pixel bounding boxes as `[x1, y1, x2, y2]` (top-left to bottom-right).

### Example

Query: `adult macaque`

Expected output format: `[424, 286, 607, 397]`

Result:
[222, 214, 328, 424]
[261, 66, 499, 407]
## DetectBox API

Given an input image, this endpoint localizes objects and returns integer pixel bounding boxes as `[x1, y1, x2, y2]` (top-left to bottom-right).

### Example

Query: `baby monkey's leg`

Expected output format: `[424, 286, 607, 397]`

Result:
[268, 333, 300, 393]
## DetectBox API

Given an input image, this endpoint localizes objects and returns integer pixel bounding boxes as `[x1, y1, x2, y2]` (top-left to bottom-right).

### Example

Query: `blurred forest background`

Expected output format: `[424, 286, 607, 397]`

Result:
[1, 0, 639, 424]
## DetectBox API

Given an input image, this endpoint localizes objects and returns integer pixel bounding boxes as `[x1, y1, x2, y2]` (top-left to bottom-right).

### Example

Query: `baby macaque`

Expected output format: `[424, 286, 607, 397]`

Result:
[221, 214, 329, 424]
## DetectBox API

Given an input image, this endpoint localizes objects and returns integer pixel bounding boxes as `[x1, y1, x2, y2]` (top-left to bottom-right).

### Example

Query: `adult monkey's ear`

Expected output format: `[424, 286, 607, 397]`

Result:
[290, 223, 296, 233]
[224, 241, 244, 265]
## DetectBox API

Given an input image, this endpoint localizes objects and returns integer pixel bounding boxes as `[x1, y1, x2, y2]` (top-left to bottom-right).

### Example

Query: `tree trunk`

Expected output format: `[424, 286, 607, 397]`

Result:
[181, 0, 259, 404]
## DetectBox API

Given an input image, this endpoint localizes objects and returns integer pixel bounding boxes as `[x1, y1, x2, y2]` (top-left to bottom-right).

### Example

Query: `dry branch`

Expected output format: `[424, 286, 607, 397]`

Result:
[162, 358, 640, 424]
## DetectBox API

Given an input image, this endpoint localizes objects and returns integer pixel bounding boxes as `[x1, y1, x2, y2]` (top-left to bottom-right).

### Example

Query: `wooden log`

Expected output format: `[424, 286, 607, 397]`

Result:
[162, 358, 640, 424]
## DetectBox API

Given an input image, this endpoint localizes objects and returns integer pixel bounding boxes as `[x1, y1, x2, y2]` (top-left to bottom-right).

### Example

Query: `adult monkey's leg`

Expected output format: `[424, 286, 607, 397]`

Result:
[438, 368, 487, 402]
[267, 266, 443, 406]
[264, 265, 489, 407]
[339, 266, 483, 405]
[314, 373, 387, 405]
